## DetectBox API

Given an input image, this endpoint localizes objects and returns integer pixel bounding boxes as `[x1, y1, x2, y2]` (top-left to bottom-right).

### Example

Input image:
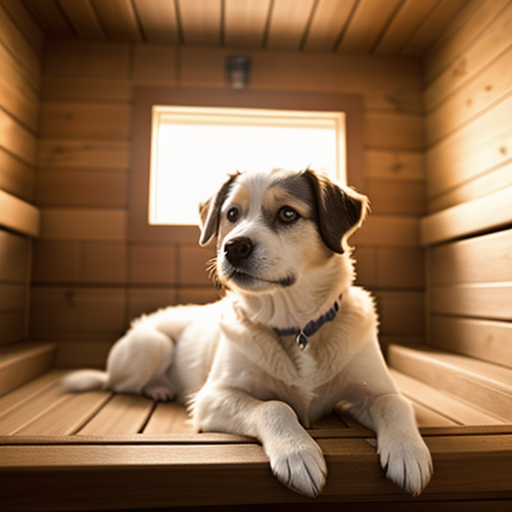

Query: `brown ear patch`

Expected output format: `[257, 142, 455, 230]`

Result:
[301, 169, 367, 254]
[199, 172, 240, 246]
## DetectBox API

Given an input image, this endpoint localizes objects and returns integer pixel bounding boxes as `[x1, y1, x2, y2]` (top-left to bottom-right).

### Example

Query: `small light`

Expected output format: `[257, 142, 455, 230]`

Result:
[226, 56, 251, 89]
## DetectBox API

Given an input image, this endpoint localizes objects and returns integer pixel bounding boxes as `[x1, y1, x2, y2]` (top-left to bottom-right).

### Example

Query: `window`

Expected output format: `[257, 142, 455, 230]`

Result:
[149, 106, 346, 226]
[130, 87, 363, 243]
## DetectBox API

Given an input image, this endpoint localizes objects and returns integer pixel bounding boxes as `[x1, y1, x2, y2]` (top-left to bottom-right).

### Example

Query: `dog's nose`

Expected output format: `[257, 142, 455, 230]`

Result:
[225, 237, 254, 266]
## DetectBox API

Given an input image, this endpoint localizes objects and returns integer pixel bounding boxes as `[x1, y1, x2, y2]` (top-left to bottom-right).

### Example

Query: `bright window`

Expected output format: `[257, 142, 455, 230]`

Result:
[149, 106, 346, 225]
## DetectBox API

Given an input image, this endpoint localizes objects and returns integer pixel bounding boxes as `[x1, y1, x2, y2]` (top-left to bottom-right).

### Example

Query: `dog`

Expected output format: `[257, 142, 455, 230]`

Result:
[62, 168, 432, 498]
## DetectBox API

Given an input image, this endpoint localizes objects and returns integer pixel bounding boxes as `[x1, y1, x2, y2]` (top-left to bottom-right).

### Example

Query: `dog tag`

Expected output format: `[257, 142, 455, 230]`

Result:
[296, 332, 308, 350]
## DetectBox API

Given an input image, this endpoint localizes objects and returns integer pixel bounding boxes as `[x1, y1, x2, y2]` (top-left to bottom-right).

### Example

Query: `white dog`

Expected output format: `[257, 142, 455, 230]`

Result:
[62, 168, 432, 497]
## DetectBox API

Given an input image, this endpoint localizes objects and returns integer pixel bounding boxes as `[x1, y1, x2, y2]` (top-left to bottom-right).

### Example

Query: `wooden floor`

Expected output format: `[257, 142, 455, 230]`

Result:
[0, 367, 508, 439]
[1, 342, 512, 511]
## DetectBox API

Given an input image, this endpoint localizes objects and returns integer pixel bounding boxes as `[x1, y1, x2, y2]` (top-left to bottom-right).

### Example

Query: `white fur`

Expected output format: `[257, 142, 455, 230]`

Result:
[62, 169, 432, 497]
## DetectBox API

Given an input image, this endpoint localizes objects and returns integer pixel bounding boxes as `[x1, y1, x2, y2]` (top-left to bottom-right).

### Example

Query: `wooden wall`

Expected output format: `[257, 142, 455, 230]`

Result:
[30, 42, 426, 366]
[422, 0, 512, 364]
[0, 1, 42, 346]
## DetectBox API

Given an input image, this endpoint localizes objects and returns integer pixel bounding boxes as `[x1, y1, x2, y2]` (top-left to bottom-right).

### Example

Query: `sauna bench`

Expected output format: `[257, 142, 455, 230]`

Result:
[1, 341, 512, 511]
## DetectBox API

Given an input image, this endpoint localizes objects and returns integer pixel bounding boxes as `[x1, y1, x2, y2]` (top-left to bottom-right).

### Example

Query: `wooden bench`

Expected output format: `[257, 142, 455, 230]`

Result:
[1, 338, 512, 511]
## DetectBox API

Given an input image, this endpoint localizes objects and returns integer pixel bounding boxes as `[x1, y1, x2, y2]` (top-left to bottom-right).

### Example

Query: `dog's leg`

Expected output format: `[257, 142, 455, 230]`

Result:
[193, 386, 327, 497]
[340, 341, 433, 496]
[105, 325, 176, 400]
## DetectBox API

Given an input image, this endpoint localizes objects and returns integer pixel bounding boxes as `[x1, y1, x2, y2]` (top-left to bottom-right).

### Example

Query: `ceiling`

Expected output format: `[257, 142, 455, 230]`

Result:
[22, 0, 471, 55]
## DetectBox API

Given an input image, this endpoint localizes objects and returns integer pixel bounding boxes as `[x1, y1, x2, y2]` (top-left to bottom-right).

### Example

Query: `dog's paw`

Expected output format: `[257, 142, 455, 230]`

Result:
[142, 384, 176, 402]
[378, 433, 433, 496]
[269, 435, 327, 498]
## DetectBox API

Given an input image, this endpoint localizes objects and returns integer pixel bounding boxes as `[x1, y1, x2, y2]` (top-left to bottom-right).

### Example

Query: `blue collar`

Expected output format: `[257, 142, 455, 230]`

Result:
[273, 300, 340, 351]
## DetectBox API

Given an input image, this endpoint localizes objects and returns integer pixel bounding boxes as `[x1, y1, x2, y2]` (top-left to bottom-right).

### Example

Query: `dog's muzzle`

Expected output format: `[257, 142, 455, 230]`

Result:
[224, 237, 254, 267]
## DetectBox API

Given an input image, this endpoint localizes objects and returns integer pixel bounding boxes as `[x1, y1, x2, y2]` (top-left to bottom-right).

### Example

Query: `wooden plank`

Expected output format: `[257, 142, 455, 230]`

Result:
[426, 44, 512, 146]
[0, 146, 34, 202]
[0, 230, 30, 283]
[20, 0, 73, 38]
[351, 215, 420, 248]
[132, 0, 179, 43]
[0, 0, 44, 54]
[82, 241, 127, 284]
[400, 0, 469, 56]
[53, 339, 113, 369]
[428, 160, 512, 213]
[365, 112, 424, 151]
[77, 393, 154, 435]
[303, 0, 355, 51]
[430, 316, 512, 370]
[16, 391, 112, 436]
[387, 343, 512, 422]
[127, 288, 178, 326]
[32, 240, 81, 284]
[129, 244, 177, 285]
[37, 140, 129, 168]
[390, 369, 503, 426]
[0, 283, 25, 311]
[132, 43, 177, 85]
[410, 401, 457, 428]
[58, 0, 106, 40]
[34, 169, 127, 208]
[421, 186, 512, 246]
[0, 381, 68, 435]
[43, 41, 130, 79]
[0, 42, 39, 132]
[372, 291, 424, 337]
[0, 106, 37, 165]
[425, 1, 512, 112]
[29, 286, 127, 340]
[39, 208, 126, 241]
[429, 229, 512, 286]
[178, 0, 221, 45]
[0, 309, 25, 345]
[0, 342, 56, 397]
[143, 402, 194, 434]
[0, 3, 41, 89]
[337, 0, 402, 54]
[266, 0, 316, 50]
[224, 0, 271, 48]
[177, 47, 423, 95]
[430, 283, 512, 321]
[365, 150, 425, 181]
[41, 76, 132, 102]
[89, 0, 142, 41]
[179, 245, 215, 286]
[2, 435, 512, 509]
[39, 102, 131, 139]
[424, 0, 509, 84]
[354, 246, 424, 289]
[0, 369, 64, 416]
[366, 178, 425, 216]
[0, 189, 40, 237]
[374, 0, 441, 55]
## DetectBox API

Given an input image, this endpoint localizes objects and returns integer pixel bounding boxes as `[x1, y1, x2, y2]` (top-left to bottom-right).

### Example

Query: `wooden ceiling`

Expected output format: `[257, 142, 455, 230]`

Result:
[21, 0, 471, 55]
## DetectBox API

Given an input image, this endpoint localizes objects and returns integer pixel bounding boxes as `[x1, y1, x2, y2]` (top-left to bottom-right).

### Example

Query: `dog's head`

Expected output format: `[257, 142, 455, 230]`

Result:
[199, 169, 368, 293]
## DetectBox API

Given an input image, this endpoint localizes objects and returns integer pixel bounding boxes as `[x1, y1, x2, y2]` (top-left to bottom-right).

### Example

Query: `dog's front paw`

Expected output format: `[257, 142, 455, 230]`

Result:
[378, 433, 433, 496]
[269, 435, 327, 498]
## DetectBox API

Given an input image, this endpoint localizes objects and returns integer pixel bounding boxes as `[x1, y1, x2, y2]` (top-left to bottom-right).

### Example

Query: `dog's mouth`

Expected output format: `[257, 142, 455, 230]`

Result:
[227, 268, 296, 289]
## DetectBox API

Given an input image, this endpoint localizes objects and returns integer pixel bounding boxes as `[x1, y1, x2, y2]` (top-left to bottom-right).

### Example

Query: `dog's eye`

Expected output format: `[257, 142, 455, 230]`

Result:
[278, 206, 299, 224]
[226, 206, 239, 223]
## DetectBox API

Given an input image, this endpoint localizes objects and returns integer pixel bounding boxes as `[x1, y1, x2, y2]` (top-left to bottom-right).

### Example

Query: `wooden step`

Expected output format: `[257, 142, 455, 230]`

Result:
[0, 341, 56, 397]
[387, 343, 512, 422]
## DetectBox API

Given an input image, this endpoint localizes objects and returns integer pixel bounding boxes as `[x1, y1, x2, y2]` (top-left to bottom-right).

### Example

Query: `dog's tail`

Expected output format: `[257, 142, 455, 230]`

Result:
[61, 370, 108, 392]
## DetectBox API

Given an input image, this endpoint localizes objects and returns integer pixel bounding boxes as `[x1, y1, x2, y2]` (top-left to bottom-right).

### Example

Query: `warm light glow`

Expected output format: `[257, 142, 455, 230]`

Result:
[150, 106, 346, 225]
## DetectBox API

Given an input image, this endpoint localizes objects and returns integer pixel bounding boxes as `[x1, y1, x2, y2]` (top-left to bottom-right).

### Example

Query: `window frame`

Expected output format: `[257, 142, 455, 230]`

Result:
[130, 87, 364, 243]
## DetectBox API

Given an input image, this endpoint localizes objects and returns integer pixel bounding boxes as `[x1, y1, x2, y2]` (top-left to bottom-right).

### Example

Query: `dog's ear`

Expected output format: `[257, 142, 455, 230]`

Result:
[198, 173, 239, 246]
[302, 169, 368, 254]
